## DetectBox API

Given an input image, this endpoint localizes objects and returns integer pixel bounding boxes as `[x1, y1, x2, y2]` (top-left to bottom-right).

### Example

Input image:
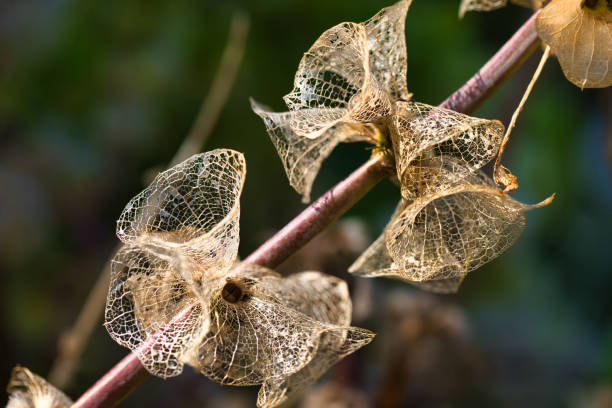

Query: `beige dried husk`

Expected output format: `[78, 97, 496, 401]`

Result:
[391, 101, 504, 199]
[349, 157, 554, 293]
[536, 0, 612, 88]
[104, 149, 372, 408]
[459, 0, 611, 88]
[253, 0, 509, 205]
[458, 0, 543, 18]
[253, 0, 412, 202]
[6, 367, 72, 408]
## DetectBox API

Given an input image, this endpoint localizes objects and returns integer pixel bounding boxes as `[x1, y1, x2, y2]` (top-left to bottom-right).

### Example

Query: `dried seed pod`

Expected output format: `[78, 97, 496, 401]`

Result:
[184, 265, 374, 408]
[390, 101, 504, 199]
[105, 149, 246, 378]
[350, 158, 553, 292]
[7, 366, 72, 408]
[116, 149, 245, 277]
[104, 149, 372, 407]
[283, 0, 411, 139]
[252, 0, 412, 202]
[251, 100, 374, 203]
[536, 0, 612, 88]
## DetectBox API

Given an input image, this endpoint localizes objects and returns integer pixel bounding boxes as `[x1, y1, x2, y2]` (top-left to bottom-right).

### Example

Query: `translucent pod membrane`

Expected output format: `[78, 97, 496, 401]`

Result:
[104, 149, 372, 408]
[350, 157, 553, 293]
[251, 100, 375, 203]
[390, 101, 504, 199]
[185, 265, 374, 408]
[105, 149, 246, 378]
[7, 366, 72, 408]
[252, 0, 411, 203]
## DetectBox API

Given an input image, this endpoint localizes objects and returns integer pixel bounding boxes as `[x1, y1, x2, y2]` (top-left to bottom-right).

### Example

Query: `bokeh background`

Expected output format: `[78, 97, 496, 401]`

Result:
[1, 0, 611, 406]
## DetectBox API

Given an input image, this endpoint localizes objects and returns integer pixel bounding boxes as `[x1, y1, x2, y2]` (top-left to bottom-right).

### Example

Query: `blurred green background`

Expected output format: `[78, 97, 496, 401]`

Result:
[1, 0, 611, 406]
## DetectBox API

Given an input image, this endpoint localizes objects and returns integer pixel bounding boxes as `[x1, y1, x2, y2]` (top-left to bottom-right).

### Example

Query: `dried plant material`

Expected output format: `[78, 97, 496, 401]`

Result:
[349, 204, 465, 293]
[7, 366, 72, 408]
[350, 158, 554, 291]
[116, 149, 245, 276]
[251, 100, 374, 203]
[459, 0, 511, 18]
[105, 150, 371, 407]
[283, 0, 411, 139]
[458, 0, 543, 18]
[184, 265, 374, 408]
[252, 0, 411, 202]
[105, 149, 246, 378]
[391, 101, 504, 199]
[494, 45, 551, 192]
[536, 0, 612, 88]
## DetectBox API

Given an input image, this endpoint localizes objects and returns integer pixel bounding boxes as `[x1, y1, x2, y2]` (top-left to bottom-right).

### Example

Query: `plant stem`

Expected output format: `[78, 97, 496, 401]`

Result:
[440, 11, 540, 113]
[71, 12, 541, 408]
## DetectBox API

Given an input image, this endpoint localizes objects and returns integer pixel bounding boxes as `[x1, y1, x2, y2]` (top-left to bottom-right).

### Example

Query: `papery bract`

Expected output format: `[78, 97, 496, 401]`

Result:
[350, 157, 553, 292]
[104, 149, 372, 408]
[536, 0, 612, 88]
[105, 149, 245, 378]
[7, 367, 72, 408]
[253, 0, 411, 202]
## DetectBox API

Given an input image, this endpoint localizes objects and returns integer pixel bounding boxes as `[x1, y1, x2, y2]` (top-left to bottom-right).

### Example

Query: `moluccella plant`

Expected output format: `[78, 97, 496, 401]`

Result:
[8, 1, 610, 408]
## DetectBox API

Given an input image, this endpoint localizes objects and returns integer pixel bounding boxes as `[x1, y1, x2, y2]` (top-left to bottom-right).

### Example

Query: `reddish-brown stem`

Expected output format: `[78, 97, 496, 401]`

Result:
[71, 12, 541, 408]
[243, 154, 394, 268]
[440, 11, 540, 113]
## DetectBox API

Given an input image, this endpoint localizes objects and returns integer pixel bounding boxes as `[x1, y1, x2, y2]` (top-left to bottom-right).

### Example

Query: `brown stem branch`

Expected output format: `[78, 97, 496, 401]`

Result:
[440, 10, 540, 113]
[70, 12, 541, 408]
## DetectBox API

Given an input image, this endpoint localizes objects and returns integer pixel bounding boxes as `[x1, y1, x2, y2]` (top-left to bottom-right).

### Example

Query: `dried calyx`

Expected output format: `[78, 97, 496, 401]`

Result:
[104, 149, 373, 408]
[6, 366, 72, 408]
[459, 0, 612, 88]
[253, 0, 553, 292]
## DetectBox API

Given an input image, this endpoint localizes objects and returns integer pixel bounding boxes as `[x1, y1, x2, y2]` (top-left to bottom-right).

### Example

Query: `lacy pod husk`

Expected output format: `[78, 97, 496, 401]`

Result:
[6, 366, 72, 408]
[104, 149, 373, 408]
[349, 157, 553, 293]
[252, 0, 411, 202]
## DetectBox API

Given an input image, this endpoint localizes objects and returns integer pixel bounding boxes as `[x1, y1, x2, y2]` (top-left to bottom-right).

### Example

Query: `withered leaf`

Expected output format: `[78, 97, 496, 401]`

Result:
[390, 101, 504, 199]
[251, 100, 374, 203]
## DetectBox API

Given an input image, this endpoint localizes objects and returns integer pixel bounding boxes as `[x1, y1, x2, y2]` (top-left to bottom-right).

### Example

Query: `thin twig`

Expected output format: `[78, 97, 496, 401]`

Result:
[50, 11, 250, 389]
[49, 260, 113, 388]
[493, 45, 551, 192]
[171, 11, 250, 166]
[71, 12, 542, 408]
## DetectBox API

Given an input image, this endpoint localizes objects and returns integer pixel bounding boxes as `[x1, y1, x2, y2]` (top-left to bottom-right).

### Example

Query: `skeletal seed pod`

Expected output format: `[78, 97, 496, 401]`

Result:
[104, 149, 372, 407]
[6, 367, 72, 408]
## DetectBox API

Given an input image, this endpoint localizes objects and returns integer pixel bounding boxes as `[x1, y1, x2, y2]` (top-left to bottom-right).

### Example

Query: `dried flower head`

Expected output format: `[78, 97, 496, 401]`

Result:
[6, 367, 72, 408]
[104, 149, 372, 407]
